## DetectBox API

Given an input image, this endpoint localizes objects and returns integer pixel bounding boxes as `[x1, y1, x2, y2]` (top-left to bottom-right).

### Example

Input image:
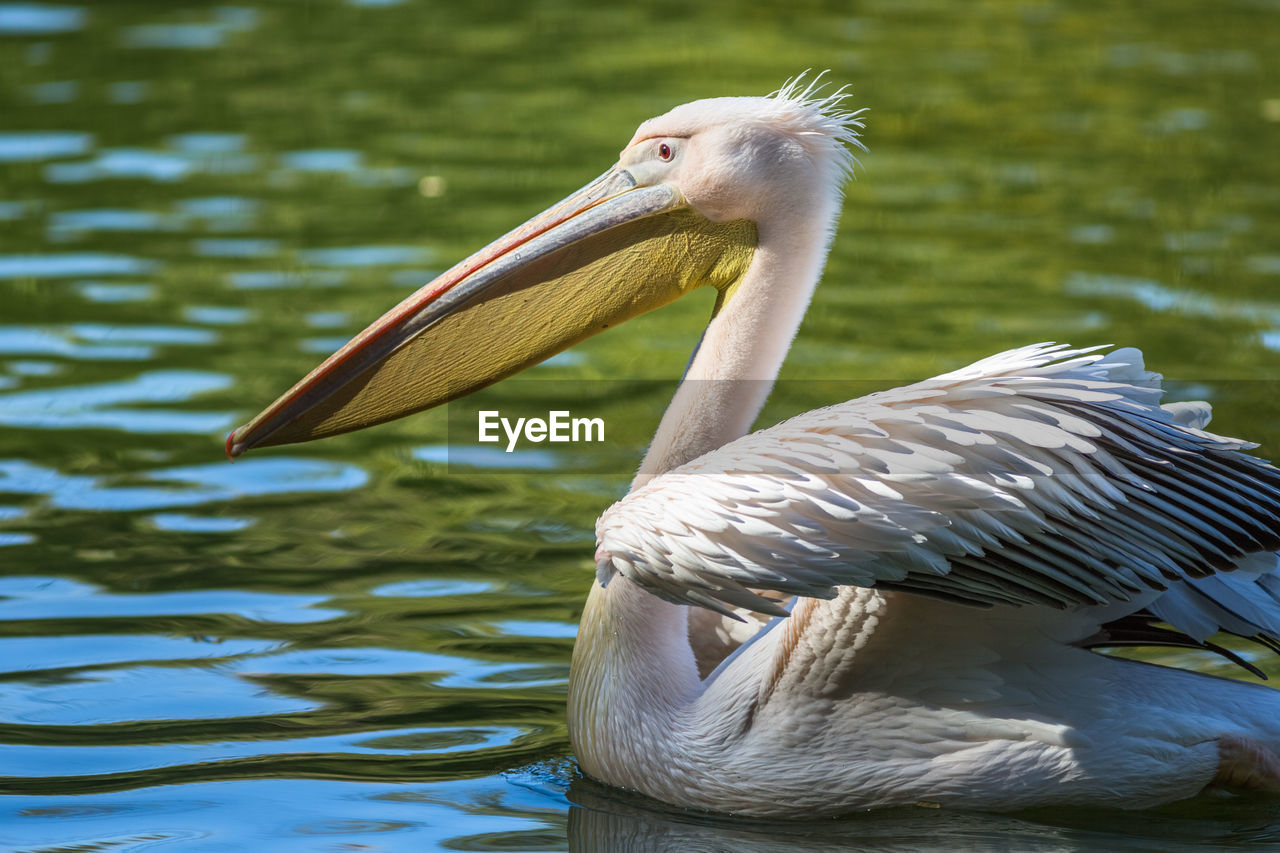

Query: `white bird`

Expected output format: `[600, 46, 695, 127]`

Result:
[228, 76, 1280, 816]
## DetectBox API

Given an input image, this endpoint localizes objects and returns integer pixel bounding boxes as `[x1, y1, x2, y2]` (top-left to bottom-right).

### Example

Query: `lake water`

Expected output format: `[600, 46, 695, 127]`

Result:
[1, 1, 1279, 849]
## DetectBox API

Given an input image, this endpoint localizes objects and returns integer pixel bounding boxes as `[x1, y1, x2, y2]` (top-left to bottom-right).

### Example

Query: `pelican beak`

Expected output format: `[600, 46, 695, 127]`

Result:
[227, 167, 756, 457]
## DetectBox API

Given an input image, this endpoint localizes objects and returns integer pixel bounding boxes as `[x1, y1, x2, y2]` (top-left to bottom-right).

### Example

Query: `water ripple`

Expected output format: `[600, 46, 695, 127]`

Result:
[0, 370, 232, 432]
[228, 269, 346, 289]
[0, 665, 319, 725]
[193, 238, 279, 258]
[0, 3, 85, 35]
[173, 195, 260, 229]
[0, 457, 368, 511]
[0, 779, 560, 850]
[75, 282, 156, 303]
[48, 208, 179, 238]
[413, 444, 563, 470]
[167, 133, 247, 154]
[27, 80, 78, 104]
[280, 149, 363, 173]
[0, 634, 280, 675]
[0, 131, 92, 161]
[297, 245, 433, 267]
[0, 576, 342, 624]
[237, 647, 565, 690]
[0, 201, 30, 220]
[182, 305, 253, 325]
[107, 80, 148, 103]
[0, 253, 157, 279]
[1063, 272, 1280, 325]
[45, 148, 193, 183]
[120, 8, 257, 50]
[149, 512, 256, 532]
[493, 620, 577, 639]
[0, 325, 214, 361]
[0, 328, 144, 360]
[45, 144, 261, 183]
[371, 579, 492, 598]
[0, 726, 525, 778]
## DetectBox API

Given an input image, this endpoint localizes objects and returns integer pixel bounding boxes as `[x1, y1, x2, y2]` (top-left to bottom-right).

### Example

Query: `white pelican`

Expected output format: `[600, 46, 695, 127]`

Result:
[228, 77, 1280, 815]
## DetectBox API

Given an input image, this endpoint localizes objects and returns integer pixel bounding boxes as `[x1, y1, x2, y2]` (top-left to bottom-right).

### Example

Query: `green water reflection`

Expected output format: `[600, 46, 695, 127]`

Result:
[0, 0, 1278, 849]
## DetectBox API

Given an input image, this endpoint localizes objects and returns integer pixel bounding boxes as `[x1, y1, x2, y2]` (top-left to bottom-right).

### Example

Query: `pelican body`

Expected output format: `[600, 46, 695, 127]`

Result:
[229, 78, 1280, 815]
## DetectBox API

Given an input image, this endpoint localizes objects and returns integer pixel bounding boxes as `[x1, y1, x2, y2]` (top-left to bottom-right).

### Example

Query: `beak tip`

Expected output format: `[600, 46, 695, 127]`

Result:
[225, 429, 245, 461]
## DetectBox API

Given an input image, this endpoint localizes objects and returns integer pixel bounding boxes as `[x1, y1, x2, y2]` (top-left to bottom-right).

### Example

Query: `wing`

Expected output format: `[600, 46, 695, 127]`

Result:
[595, 344, 1280, 644]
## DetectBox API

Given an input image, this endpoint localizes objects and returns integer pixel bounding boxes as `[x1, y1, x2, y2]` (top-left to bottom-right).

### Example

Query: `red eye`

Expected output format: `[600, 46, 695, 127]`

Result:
[658, 142, 673, 161]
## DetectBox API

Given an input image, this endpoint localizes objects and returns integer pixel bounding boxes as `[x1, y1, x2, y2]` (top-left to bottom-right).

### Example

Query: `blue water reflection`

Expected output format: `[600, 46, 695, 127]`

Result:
[238, 646, 507, 678]
[26, 80, 78, 104]
[371, 579, 492, 598]
[280, 149, 363, 173]
[0, 327, 150, 359]
[45, 149, 184, 183]
[173, 195, 260, 229]
[299, 336, 351, 354]
[0, 3, 85, 35]
[6, 359, 60, 376]
[304, 311, 349, 329]
[0, 633, 280, 674]
[273, 149, 417, 188]
[149, 512, 256, 532]
[107, 80, 148, 103]
[0, 665, 319, 725]
[1065, 272, 1280, 325]
[1248, 256, 1280, 275]
[168, 133, 247, 154]
[0, 576, 343, 623]
[119, 7, 258, 50]
[49, 209, 179, 239]
[0, 457, 368, 510]
[228, 269, 346, 289]
[297, 245, 432, 267]
[414, 445, 561, 470]
[0, 326, 214, 366]
[493, 620, 578, 639]
[0, 370, 230, 431]
[75, 282, 156, 303]
[0, 778, 564, 850]
[182, 305, 253, 325]
[2, 726, 525, 778]
[0, 201, 29, 219]
[192, 238, 279, 258]
[0, 253, 156, 279]
[45, 144, 260, 184]
[0, 131, 92, 161]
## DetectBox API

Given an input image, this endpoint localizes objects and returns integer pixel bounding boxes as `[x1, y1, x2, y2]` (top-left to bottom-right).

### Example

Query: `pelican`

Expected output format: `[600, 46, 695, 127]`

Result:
[228, 77, 1280, 815]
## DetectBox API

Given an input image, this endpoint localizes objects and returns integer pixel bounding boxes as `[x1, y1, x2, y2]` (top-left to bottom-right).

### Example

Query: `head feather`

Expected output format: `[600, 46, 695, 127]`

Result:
[768, 70, 868, 181]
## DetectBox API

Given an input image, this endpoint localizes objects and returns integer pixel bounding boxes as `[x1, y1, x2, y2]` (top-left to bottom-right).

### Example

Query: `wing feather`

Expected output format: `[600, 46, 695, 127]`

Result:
[596, 344, 1280, 644]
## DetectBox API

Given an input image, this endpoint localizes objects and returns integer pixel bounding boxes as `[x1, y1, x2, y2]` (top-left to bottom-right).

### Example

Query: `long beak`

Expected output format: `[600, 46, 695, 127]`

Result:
[227, 167, 756, 457]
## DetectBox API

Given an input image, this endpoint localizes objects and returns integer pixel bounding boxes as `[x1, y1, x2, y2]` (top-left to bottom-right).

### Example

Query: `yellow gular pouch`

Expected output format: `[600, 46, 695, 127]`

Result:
[250, 210, 756, 449]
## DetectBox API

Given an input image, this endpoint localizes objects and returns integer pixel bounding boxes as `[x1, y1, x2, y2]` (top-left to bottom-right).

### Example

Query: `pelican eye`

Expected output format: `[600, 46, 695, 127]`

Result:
[658, 142, 673, 162]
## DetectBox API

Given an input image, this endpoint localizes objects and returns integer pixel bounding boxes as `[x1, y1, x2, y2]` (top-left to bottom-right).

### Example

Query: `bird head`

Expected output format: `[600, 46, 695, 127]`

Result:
[226, 75, 863, 457]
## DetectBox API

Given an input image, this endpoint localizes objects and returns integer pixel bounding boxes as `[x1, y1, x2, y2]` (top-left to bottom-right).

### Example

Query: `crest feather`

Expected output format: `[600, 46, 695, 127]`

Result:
[768, 70, 867, 179]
